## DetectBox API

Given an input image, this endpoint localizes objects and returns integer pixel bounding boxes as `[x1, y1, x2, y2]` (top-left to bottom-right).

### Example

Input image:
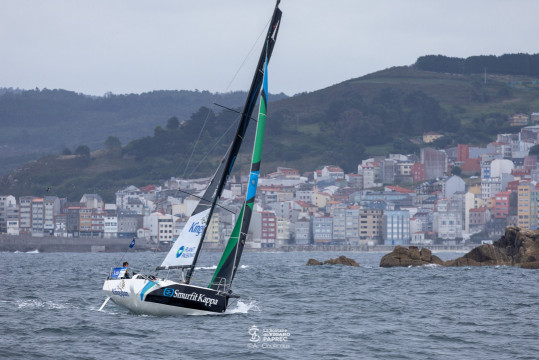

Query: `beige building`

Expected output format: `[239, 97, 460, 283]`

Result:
[517, 183, 535, 229]
[359, 208, 383, 245]
[205, 212, 221, 245]
[312, 191, 332, 208]
[276, 217, 290, 248]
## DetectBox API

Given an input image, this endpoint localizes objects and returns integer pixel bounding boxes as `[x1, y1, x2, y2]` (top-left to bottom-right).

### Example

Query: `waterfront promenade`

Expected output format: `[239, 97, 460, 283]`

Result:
[0, 234, 475, 253]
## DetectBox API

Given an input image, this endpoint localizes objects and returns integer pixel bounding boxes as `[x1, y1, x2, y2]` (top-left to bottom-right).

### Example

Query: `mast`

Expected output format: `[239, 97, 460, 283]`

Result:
[183, 1, 282, 283]
[209, 50, 270, 291]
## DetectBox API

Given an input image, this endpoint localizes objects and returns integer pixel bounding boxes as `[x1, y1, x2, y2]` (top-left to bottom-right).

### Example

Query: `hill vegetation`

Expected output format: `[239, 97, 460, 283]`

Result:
[2, 54, 539, 201]
[415, 53, 539, 77]
[0, 88, 287, 174]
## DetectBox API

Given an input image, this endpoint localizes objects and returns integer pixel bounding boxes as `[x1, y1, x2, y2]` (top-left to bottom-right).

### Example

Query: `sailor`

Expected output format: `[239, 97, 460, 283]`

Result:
[122, 261, 131, 279]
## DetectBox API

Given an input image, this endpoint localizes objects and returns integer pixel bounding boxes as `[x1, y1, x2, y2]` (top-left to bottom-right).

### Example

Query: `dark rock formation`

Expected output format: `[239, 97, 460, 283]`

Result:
[380, 246, 444, 267]
[323, 255, 359, 267]
[445, 227, 539, 269]
[306, 258, 323, 266]
[306, 255, 359, 267]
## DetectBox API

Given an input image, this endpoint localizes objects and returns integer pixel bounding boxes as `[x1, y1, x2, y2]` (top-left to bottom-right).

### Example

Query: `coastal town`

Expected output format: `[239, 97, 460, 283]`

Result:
[2, 112, 539, 250]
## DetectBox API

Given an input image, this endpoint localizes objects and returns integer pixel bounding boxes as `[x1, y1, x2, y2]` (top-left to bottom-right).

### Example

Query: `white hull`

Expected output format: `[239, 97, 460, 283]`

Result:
[102, 275, 228, 316]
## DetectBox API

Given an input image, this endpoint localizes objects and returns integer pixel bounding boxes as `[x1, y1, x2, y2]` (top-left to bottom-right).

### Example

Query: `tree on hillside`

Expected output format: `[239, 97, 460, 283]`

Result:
[74, 145, 90, 157]
[61, 148, 72, 155]
[104, 136, 122, 150]
[451, 166, 462, 176]
[154, 125, 165, 137]
[166, 116, 180, 130]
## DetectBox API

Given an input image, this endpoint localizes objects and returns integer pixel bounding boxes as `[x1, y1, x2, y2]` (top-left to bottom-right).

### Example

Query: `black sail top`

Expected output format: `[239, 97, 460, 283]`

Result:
[183, 2, 282, 283]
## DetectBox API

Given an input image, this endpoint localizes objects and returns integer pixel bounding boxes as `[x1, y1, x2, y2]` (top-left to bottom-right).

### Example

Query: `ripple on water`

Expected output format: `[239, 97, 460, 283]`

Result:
[0, 251, 538, 359]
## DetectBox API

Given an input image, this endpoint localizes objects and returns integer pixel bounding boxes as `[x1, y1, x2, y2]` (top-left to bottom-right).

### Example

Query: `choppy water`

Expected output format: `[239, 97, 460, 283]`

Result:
[1, 250, 538, 359]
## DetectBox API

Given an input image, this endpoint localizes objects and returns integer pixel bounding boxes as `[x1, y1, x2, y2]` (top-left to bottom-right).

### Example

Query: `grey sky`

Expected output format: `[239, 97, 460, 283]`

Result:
[2, 0, 539, 97]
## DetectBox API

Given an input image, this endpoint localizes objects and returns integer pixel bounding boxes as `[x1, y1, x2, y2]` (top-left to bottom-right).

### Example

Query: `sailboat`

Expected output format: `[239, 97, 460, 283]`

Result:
[101, 1, 282, 316]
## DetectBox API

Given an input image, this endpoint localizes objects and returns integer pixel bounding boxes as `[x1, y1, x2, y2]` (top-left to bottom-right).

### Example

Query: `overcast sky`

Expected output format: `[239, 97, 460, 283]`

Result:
[2, 0, 539, 97]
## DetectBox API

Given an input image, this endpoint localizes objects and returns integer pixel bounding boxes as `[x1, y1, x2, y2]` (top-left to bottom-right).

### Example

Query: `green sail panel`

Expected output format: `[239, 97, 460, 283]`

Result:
[209, 56, 270, 290]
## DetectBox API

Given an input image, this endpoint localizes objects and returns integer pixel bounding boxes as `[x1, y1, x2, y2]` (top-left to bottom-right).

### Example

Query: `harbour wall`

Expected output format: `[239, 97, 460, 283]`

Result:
[0, 235, 476, 253]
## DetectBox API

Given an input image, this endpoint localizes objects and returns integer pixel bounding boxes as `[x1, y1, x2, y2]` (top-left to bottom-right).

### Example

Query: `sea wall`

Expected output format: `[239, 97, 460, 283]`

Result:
[0, 234, 153, 253]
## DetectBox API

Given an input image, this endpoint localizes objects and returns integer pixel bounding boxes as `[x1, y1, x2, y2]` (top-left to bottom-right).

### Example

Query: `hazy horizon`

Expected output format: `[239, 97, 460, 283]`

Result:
[2, 0, 539, 97]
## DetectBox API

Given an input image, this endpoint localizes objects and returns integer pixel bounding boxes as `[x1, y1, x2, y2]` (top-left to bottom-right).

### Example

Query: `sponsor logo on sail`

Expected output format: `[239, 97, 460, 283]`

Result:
[176, 246, 184, 258]
[189, 222, 206, 236]
[176, 246, 196, 259]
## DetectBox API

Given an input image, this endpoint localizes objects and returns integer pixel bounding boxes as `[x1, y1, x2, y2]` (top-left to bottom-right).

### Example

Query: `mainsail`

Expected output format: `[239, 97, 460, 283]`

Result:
[157, 2, 282, 283]
[210, 54, 270, 290]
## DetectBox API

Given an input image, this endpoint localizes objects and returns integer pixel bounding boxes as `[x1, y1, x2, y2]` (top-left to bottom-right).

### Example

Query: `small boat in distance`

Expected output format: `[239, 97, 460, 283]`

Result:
[101, 1, 282, 316]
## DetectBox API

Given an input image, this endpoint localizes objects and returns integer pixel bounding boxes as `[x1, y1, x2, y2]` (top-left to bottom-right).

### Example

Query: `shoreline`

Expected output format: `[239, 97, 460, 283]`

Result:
[0, 235, 477, 253]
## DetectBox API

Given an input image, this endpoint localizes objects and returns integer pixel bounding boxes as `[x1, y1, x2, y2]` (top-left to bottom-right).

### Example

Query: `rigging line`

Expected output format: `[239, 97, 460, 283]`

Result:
[173, 188, 236, 214]
[223, 18, 272, 93]
[179, 18, 269, 179]
[177, 18, 269, 180]
[213, 103, 258, 122]
[185, 114, 241, 179]
[180, 106, 213, 179]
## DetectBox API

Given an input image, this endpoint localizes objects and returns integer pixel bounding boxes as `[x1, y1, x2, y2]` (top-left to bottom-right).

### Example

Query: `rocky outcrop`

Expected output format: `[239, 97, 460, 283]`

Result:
[380, 246, 444, 267]
[324, 255, 360, 267]
[306, 255, 359, 267]
[445, 227, 539, 269]
[306, 258, 323, 266]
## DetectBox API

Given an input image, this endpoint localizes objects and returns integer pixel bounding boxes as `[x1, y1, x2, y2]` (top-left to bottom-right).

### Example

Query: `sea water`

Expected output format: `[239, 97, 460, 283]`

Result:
[0, 251, 538, 359]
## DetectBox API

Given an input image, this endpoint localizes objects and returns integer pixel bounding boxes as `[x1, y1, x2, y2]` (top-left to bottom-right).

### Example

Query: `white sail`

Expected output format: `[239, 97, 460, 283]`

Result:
[159, 208, 210, 269]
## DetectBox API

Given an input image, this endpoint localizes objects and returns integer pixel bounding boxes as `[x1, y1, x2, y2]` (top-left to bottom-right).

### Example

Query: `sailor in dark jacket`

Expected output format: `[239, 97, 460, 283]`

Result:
[122, 261, 131, 279]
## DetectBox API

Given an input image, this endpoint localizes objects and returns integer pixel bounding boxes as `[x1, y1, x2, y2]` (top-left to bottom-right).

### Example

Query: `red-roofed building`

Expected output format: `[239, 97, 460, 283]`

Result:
[140, 184, 157, 192]
[511, 168, 531, 178]
[385, 185, 415, 194]
[294, 201, 318, 214]
[277, 167, 299, 176]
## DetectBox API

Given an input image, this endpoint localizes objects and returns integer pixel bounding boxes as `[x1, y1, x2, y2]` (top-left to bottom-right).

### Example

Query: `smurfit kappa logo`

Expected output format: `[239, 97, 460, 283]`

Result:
[248, 325, 260, 343]
[176, 246, 185, 258]
[163, 288, 175, 297]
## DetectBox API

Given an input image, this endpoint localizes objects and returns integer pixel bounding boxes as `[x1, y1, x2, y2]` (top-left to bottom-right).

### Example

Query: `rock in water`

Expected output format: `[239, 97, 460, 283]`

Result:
[445, 226, 539, 268]
[306, 258, 323, 266]
[307, 256, 359, 266]
[323, 255, 359, 267]
[380, 246, 444, 267]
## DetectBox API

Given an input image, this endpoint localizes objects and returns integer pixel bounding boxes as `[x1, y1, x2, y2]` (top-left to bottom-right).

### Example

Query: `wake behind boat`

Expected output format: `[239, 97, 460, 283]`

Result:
[101, 1, 282, 316]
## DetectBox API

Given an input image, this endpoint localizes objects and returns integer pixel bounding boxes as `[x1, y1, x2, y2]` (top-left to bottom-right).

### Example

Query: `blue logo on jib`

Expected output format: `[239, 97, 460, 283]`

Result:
[189, 222, 205, 236]
[176, 246, 184, 258]
[163, 288, 174, 297]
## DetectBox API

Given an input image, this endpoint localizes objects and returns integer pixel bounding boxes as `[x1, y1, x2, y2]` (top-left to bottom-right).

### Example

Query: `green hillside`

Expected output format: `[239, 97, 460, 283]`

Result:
[2, 63, 539, 202]
[0, 88, 287, 175]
